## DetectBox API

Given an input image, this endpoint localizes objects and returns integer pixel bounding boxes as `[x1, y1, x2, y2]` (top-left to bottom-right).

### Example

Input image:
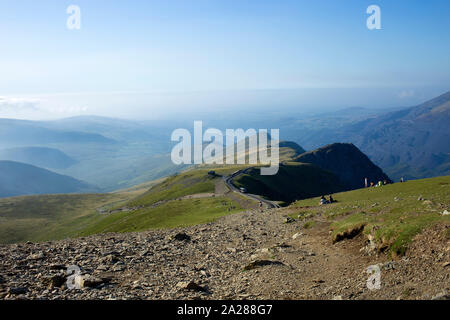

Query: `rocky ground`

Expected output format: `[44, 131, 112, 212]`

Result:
[0, 207, 449, 300]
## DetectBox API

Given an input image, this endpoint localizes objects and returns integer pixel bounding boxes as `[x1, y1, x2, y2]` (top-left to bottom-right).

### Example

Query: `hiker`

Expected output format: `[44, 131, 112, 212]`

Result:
[370, 182, 374, 187]
[259, 201, 263, 212]
[377, 181, 383, 187]
[400, 177, 404, 183]
[365, 177, 368, 188]
[320, 195, 327, 205]
[329, 195, 335, 203]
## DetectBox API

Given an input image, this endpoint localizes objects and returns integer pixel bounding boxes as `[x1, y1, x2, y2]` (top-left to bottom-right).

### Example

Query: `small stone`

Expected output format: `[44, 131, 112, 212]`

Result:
[243, 260, 284, 271]
[383, 261, 396, 270]
[42, 274, 66, 288]
[79, 275, 108, 288]
[332, 295, 343, 300]
[8, 287, 28, 295]
[442, 210, 449, 216]
[103, 254, 120, 264]
[97, 265, 109, 271]
[284, 217, 295, 224]
[27, 252, 45, 260]
[200, 270, 210, 277]
[176, 281, 205, 292]
[313, 279, 325, 283]
[173, 233, 191, 241]
[292, 233, 303, 240]
[432, 290, 449, 300]
[112, 264, 125, 272]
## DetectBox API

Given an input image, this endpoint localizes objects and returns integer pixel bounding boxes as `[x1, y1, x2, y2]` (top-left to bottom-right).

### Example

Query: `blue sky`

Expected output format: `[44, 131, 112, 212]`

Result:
[0, 0, 449, 119]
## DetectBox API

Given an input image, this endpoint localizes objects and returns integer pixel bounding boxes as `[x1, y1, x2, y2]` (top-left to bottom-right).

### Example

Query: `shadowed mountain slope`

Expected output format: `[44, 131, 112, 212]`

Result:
[294, 143, 391, 190]
[0, 161, 97, 198]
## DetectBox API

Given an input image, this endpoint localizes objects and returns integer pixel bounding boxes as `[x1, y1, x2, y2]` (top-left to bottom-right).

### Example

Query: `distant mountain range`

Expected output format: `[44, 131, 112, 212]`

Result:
[0, 91, 447, 195]
[0, 161, 97, 198]
[0, 117, 180, 191]
[347, 91, 450, 180]
[0, 118, 117, 146]
[0, 147, 77, 170]
[290, 91, 450, 181]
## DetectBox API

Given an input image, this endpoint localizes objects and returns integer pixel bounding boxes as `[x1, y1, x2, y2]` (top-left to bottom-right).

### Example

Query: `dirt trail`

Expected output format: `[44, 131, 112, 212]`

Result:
[0, 207, 448, 300]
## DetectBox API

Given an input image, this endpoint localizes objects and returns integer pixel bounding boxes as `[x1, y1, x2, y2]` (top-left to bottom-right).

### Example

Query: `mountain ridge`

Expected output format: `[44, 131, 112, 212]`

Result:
[0, 160, 97, 198]
[294, 143, 391, 190]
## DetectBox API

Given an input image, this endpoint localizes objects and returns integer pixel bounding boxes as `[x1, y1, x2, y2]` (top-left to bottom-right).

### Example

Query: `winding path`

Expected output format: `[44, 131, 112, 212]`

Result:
[223, 168, 280, 209]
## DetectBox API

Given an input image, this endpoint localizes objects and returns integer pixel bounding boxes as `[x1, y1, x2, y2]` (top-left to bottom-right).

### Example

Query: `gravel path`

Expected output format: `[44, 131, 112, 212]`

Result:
[0, 207, 448, 300]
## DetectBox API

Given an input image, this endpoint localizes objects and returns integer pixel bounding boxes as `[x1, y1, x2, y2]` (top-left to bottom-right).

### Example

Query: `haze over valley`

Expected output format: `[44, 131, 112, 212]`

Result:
[0, 1, 449, 302]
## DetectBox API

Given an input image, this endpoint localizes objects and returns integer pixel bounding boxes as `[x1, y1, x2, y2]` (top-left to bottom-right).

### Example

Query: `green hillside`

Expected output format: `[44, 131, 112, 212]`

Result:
[78, 197, 242, 236]
[291, 175, 450, 257]
[128, 165, 251, 204]
[0, 193, 134, 244]
[0, 166, 248, 244]
[77, 166, 250, 236]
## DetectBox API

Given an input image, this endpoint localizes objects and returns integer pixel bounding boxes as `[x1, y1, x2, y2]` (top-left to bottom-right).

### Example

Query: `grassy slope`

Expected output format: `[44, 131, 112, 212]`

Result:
[128, 169, 217, 207]
[233, 162, 346, 203]
[291, 175, 450, 257]
[0, 166, 250, 244]
[78, 197, 242, 235]
[78, 167, 249, 236]
[0, 193, 135, 244]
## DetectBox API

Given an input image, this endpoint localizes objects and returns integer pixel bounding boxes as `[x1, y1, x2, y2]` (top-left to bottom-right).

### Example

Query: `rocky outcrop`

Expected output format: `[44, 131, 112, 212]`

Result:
[295, 143, 391, 190]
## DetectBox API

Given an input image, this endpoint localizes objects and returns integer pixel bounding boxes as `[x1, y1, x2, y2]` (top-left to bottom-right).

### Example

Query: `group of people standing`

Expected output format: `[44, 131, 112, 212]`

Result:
[364, 177, 391, 188]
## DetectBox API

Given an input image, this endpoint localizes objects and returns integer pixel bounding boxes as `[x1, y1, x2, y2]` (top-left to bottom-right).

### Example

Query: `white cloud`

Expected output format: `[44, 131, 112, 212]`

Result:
[46, 105, 89, 114]
[0, 96, 41, 111]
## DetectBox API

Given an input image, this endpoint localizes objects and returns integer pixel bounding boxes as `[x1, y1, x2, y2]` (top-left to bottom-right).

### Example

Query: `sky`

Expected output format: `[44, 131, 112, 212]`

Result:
[0, 0, 449, 120]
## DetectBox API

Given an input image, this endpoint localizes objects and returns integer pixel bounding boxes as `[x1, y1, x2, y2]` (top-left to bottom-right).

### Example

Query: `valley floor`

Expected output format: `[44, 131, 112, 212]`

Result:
[0, 206, 448, 300]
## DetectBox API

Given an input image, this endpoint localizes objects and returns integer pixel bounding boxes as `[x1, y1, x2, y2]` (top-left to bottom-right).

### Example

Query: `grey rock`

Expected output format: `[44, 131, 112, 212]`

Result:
[173, 233, 191, 242]
[79, 275, 109, 289]
[8, 287, 28, 295]
[42, 274, 66, 288]
[284, 217, 295, 224]
[432, 290, 449, 300]
[243, 260, 284, 271]
[27, 252, 45, 260]
[176, 281, 206, 292]
[383, 261, 396, 270]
